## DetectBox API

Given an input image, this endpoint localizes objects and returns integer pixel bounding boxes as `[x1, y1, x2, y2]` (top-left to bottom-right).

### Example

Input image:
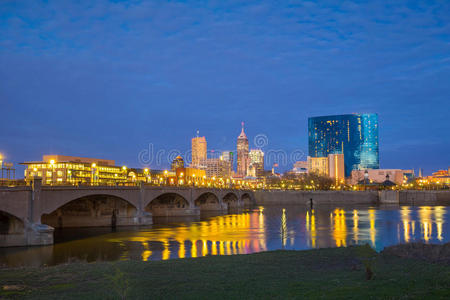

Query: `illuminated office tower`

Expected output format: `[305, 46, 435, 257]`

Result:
[236, 122, 249, 177]
[248, 149, 264, 178]
[191, 133, 207, 169]
[221, 151, 234, 169]
[308, 113, 379, 177]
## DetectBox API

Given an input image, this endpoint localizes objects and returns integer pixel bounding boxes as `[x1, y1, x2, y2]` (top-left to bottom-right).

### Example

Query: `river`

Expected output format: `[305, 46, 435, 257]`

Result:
[0, 204, 448, 267]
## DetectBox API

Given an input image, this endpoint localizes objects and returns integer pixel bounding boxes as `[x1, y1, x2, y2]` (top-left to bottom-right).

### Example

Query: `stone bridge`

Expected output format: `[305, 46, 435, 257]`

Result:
[0, 178, 255, 247]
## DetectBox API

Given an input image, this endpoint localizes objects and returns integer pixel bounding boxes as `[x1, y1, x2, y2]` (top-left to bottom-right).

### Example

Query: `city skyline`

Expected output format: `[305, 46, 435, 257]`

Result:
[1, 1, 449, 176]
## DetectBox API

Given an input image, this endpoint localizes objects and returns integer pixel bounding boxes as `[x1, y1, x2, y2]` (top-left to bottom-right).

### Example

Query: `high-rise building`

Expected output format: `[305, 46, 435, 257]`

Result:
[308, 113, 379, 177]
[328, 153, 345, 182]
[191, 134, 207, 169]
[221, 151, 234, 170]
[236, 122, 249, 177]
[205, 158, 232, 179]
[248, 149, 264, 178]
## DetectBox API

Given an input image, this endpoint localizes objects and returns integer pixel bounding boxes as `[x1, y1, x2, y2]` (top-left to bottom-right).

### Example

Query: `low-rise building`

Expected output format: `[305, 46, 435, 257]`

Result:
[350, 169, 414, 185]
[22, 155, 127, 185]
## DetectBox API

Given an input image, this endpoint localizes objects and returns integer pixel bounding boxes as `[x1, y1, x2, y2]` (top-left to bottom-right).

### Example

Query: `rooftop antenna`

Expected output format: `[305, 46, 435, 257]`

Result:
[196, 130, 199, 137]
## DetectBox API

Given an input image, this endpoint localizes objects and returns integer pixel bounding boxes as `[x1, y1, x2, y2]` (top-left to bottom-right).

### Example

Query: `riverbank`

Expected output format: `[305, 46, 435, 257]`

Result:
[254, 190, 450, 206]
[1, 244, 449, 299]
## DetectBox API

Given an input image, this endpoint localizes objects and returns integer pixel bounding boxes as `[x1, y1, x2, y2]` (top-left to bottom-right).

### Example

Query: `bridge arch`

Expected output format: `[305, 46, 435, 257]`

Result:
[195, 192, 226, 211]
[146, 192, 193, 217]
[241, 192, 254, 206]
[41, 194, 138, 228]
[0, 211, 25, 235]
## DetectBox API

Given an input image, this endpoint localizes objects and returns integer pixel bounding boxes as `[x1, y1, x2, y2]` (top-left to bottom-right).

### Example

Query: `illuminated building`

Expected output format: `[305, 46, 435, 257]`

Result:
[191, 134, 207, 169]
[328, 153, 345, 182]
[206, 158, 231, 179]
[176, 167, 206, 186]
[248, 149, 264, 178]
[426, 168, 450, 185]
[221, 151, 234, 169]
[308, 113, 379, 176]
[350, 169, 414, 185]
[236, 122, 249, 177]
[171, 155, 185, 171]
[22, 155, 127, 185]
[292, 161, 308, 174]
[307, 156, 329, 176]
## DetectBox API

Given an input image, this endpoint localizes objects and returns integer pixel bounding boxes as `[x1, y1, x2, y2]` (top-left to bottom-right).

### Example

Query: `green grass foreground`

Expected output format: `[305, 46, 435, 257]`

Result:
[1, 245, 449, 299]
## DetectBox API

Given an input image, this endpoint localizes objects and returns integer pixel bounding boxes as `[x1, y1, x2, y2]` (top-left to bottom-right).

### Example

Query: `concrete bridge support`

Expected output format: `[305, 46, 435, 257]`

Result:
[0, 181, 254, 246]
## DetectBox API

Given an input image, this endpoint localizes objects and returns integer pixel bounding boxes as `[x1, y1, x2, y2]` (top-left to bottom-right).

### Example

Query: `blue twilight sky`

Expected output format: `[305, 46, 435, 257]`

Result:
[1, 0, 449, 176]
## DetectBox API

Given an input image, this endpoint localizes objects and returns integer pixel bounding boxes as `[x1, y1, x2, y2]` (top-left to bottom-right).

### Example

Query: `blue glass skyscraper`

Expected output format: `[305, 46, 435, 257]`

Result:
[308, 113, 379, 177]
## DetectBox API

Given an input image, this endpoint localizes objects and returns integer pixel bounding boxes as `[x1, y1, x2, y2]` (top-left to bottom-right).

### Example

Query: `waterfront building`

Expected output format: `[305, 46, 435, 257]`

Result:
[175, 167, 206, 186]
[292, 161, 308, 174]
[248, 149, 264, 178]
[171, 155, 185, 171]
[308, 113, 379, 176]
[307, 156, 329, 176]
[426, 168, 450, 185]
[22, 155, 127, 185]
[350, 169, 414, 185]
[237, 122, 249, 177]
[191, 134, 207, 169]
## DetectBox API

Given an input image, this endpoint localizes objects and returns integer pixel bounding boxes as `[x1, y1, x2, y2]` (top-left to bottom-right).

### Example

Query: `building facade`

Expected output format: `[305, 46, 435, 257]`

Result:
[236, 122, 249, 177]
[307, 156, 329, 176]
[292, 161, 308, 174]
[308, 113, 379, 176]
[171, 155, 185, 171]
[205, 158, 232, 179]
[350, 169, 414, 185]
[328, 153, 345, 182]
[191, 135, 207, 169]
[22, 155, 127, 185]
[248, 149, 264, 178]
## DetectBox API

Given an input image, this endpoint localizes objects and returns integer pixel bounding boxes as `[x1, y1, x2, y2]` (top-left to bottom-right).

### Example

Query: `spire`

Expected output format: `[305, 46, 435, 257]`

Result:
[238, 121, 247, 139]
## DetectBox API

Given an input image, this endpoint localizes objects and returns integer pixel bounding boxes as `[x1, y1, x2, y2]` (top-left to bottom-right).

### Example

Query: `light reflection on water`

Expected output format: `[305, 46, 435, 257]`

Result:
[0, 205, 449, 267]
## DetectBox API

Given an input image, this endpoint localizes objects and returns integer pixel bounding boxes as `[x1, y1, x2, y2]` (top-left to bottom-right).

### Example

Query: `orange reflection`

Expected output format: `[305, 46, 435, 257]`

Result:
[400, 207, 411, 243]
[333, 209, 347, 247]
[280, 208, 287, 247]
[141, 242, 151, 262]
[418, 207, 432, 242]
[162, 239, 170, 260]
[369, 209, 376, 247]
[352, 209, 359, 244]
[435, 206, 444, 241]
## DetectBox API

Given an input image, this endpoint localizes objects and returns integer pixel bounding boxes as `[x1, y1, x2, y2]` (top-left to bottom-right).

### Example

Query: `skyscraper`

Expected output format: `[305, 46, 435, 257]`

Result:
[191, 133, 207, 169]
[236, 122, 249, 177]
[308, 113, 379, 177]
[248, 149, 264, 178]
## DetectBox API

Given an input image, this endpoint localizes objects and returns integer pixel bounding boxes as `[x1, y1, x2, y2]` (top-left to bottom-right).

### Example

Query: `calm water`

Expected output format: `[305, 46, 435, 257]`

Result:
[0, 205, 449, 267]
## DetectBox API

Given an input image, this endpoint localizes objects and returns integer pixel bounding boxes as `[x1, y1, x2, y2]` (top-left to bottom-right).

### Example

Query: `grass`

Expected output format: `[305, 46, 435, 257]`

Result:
[0, 245, 449, 299]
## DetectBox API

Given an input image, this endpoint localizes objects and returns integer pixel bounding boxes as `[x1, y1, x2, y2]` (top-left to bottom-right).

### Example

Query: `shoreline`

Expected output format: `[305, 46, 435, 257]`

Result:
[1, 243, 449, 299]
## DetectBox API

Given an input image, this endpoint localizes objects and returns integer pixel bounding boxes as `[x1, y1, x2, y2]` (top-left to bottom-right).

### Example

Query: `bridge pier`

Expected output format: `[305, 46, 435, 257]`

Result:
[1, 182, 255, 247]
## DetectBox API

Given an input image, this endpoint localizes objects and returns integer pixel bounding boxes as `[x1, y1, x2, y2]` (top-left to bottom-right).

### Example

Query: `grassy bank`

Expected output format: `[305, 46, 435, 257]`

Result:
[1, 245, 449, 299]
